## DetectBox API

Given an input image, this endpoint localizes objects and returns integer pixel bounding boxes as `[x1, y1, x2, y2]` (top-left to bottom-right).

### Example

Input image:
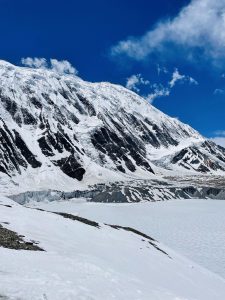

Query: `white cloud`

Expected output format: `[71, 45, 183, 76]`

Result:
[157, 65, 168, 76]
[146, 84, 170, 103]
[169, 68, 198, 87]
[125, 74, 170, 103]
[21, 57, 47, 69]
[126, 74, 150, 92]
[111, 0, 225, 64]
[214, 88, 225, 95]
[147, 70, 197, 103]
[169, 69, 185, 88]
[50, 59, 78, 75]
[189, 77, 198, 85]
[125, 69, 197, 103]
[21, 57, 78, 75]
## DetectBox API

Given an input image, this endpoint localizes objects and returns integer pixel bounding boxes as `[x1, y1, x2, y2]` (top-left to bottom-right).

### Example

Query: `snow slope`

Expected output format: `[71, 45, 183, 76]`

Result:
[0, 196, 225, 300]
[34, 198, 225, 279]
[0, 60, 225, 194]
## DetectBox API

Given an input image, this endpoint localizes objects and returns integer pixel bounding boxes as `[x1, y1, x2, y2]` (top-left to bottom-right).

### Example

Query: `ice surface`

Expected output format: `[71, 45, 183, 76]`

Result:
[34, 198, 225, 279]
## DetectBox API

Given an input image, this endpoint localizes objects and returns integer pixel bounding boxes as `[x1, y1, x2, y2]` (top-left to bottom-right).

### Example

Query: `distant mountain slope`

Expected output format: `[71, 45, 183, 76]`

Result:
[0, 60, 224, 193]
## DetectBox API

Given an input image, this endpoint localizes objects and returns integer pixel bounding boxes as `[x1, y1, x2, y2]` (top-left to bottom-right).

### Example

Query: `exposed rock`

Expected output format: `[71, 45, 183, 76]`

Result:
[0, 225, 44, 251]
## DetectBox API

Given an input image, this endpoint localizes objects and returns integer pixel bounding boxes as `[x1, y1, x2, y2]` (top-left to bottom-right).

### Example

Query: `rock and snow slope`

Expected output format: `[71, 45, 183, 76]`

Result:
[0, 196, 225, 300]
[0, 60, 225, 194]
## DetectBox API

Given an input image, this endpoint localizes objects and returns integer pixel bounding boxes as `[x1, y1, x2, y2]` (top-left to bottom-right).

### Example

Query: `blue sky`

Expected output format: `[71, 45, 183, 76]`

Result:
[0, 0, 225, 144]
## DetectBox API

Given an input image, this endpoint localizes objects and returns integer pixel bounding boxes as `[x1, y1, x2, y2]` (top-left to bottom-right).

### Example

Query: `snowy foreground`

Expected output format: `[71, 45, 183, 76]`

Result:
[35, 198, 225, 279]
[1, 196, 225, 300]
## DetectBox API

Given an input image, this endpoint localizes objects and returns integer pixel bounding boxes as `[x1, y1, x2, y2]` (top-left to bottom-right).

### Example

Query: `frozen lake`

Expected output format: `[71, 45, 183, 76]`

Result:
[34, 199, 225, 279]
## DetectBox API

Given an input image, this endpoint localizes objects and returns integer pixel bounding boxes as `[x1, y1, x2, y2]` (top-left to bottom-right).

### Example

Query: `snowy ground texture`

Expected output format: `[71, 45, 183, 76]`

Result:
[0, 196, 225, 300]
[35, 198, 225, 279]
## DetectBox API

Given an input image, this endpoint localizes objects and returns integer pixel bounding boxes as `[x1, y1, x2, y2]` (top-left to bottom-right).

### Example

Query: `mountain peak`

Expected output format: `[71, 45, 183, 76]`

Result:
[0, 60, 224, 194]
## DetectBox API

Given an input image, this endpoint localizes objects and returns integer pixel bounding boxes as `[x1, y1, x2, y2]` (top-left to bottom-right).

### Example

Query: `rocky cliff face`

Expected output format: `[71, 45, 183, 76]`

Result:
[0, 60, 224, 193]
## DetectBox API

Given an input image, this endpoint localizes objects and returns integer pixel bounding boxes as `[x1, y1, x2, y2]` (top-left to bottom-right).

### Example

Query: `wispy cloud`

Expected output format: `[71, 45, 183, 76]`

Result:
[111, 0, 225, 65]
[126, 74, 150, 92]
[169, 68, 198, 88]
[50, 59, 77, 75]
[157, 65, 168, 76]
[126, 68, 197, 103]
[214, 88, 225, 95]
[21, 57, 47, 69]
[21, 57, 78, 75]
[146, 84, 170, 104]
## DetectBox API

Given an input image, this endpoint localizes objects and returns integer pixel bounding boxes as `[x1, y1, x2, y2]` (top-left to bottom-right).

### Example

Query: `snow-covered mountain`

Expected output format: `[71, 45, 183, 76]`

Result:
[0, 60, 225, 194]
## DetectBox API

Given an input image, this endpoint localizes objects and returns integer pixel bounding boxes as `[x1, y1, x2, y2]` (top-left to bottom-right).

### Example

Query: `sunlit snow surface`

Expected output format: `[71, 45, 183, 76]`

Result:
[2, 196, 225, 300]
[35, 198, 225, 279]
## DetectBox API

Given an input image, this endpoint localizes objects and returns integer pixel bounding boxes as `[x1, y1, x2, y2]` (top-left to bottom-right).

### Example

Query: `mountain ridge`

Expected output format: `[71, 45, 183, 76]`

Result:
[0, 60, 224, 194]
